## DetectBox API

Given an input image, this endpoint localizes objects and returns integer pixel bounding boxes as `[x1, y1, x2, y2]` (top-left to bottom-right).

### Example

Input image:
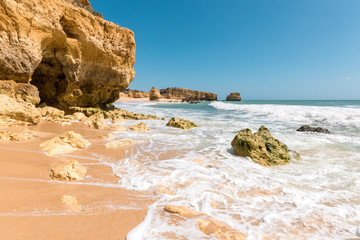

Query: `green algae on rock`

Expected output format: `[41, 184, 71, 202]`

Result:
[231, 126, 299, 167]
[166, 118, 198, 129]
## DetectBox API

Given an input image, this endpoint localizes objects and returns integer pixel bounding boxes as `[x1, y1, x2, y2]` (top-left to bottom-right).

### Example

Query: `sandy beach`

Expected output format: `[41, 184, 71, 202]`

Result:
[0, 121, 154, 240]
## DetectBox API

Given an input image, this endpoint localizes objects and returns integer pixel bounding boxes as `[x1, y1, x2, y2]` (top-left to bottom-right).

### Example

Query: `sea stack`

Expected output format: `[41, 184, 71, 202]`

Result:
[150, 87, 162, 101]
[226, 92, 241, 101]
[0, 0, 136, 109]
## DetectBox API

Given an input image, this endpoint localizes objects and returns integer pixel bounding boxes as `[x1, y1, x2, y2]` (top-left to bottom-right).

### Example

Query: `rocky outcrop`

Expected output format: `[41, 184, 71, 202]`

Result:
[231, 126, 299, 167]
[164, 205, 246, 240]
[0, 129, 39, 142]
[104, 139, 136, 149]
[0, 0, 135, 109]
[149, 87, 161, 101]
[0, 94, 42, 125]
[160, 88, 217, 101]
[0, 80, 40, 104]
[70, 107, 164, 120]
[129, 122, 149, 131]
[50, 160, 87, 180]
[166, 118, 198, 129]
[84, 112, 108, 129]
[119, 89, 150, 98]
[296, 125, 330, 134]
[40, 131, 91, 156]
[226, 92, 241, 101]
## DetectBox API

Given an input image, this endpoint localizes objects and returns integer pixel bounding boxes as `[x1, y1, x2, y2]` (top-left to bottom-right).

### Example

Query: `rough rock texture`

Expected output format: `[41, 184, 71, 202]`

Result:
[50, 160, 87, 180]
[296, 125, 330, 134]
[40, 131, 91, 156]
[166, 118, 198, 129]
[0, 0, 135, 109]
[70, 107, 163, 121]
[129, 122, 149, 132]
[104, 139, 136, 149]
[0, 80, 40, 104]
[226, 92, 241, 101]
[0, 129, 39, 142]
[39, 106, 65, 119]
[164, 205, 246, 240]
[149, 87, 161, 101]
[119, 89, 149, 99]
[0, 94, 42, 125]
[160, 88, 217, 102]
[84, 112, 108, 129]
[231, 126, 299, 167]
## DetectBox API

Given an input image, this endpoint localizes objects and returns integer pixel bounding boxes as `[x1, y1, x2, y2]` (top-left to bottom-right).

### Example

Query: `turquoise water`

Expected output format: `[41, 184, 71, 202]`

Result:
[110, 100, 360, 239]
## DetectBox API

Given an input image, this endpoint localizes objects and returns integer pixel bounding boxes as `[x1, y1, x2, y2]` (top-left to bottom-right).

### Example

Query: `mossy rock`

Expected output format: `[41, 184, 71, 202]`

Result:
[231, 126, 299, 167]
[166, 118, 198, 129]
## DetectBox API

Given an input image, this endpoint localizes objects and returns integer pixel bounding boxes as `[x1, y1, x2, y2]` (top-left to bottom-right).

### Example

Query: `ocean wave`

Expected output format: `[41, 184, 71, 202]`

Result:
[209, 102, 360, 128]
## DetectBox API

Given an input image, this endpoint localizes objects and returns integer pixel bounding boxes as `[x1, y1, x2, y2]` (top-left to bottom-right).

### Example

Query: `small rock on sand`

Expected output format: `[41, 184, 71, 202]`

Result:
[104, 139, 137, 149]
[166, 118, 198, 129]
[164, 205, 246, 240]
[50, 160, 87, 181]
[110, 125, 127, 132]
[40, 131, 91, 156]
[62, 195, 81, 212]
[129, 122, 149, 131]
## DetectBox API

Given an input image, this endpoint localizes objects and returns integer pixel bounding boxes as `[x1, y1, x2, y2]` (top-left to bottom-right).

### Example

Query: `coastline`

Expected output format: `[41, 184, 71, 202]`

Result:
[117, 97, 181, 103]
[0, 122, 154, 240]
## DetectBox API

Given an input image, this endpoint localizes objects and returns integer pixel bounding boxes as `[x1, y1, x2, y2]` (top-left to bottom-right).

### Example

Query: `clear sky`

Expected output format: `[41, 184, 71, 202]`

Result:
[91, 0, 360, 100]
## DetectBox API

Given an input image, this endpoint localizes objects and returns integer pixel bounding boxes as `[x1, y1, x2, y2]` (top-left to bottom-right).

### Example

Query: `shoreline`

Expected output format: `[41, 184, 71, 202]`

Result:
[0, 121, 154, 240]
[116, 97, 182, 103]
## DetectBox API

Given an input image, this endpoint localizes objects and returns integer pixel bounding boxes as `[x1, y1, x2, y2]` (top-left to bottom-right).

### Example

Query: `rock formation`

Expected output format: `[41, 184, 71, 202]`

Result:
[149, 87, 162, 101]
[0, 94, 42, 125]
[40, 131, 91, 156]
[0, 80, 40, 105]
[160, 88, 217, 102]
[129, 122, 149, 131]
[164, 205, 246, 240]
[0, 0, 135, 109]
[0, 129, 39, 142]
[84, 112, 108, 129]
[226, 92, 241, 101]
[50, 160, 87, 180]
[231, 126, 299, 167]
[104, 139, 136, 149]
[296, 125, 330, 134]
[166, 118, 198, 129]
[119, 89, 150, 99]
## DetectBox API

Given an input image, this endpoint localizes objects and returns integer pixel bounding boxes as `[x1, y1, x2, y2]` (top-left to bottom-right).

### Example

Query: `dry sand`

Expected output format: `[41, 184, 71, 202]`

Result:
[0, 122, 155, 240]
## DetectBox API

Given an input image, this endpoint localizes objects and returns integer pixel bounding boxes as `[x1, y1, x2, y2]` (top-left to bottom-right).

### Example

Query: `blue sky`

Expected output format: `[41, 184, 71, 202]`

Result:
[91, 0, 360, 100]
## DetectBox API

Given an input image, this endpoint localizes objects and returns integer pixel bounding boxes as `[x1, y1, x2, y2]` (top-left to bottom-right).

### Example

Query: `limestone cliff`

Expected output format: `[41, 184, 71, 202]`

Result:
[160, 87, 217, 101]
[0, 0, 135, 109]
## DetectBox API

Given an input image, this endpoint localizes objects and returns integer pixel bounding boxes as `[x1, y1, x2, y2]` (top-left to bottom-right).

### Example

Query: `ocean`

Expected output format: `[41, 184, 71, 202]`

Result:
[110, 100, 360, 239]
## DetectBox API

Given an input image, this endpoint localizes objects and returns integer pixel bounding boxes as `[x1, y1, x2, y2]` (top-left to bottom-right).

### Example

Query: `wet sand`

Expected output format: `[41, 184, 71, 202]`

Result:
[0, 122, 154, 240]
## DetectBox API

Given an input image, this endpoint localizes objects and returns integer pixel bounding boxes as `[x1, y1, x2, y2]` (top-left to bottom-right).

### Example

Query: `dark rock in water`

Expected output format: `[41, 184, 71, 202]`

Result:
[226, 92, 241, 101]
[231, 126, 300, 167]
[297, 125, 330, 134]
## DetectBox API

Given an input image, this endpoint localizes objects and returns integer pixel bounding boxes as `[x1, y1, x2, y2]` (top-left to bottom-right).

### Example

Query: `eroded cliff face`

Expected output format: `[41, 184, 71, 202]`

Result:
[0, 0, 135, 109]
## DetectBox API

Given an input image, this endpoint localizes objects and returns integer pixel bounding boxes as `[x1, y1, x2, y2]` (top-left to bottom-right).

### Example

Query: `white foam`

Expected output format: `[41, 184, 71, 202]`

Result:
[110, 101, 360, 239]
